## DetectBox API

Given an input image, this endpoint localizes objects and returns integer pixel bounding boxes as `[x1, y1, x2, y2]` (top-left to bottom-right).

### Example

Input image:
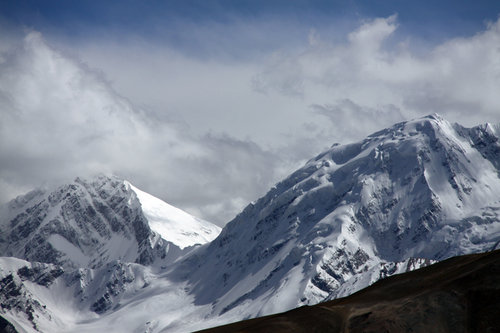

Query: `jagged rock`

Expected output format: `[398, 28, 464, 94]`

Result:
[0, 175, 220, 269]
[1, 115, 500, 333]
[184, 114, 500, 317]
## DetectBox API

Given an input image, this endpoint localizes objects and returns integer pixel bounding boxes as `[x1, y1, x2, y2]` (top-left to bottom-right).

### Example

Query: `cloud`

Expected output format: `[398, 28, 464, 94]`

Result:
[0, 32, 282, 225]
[2, 15, 500, 226]
[165, 133, 281, 220]
[252, 51, 305, 97]
[253, 15, 500, 132]
[311, 99, 405, 142]
[347, 15, 398, 51]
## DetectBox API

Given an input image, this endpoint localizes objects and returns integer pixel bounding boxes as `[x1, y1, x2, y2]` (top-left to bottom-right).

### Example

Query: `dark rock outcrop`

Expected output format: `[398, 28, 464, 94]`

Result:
[197, 249, 500, 333]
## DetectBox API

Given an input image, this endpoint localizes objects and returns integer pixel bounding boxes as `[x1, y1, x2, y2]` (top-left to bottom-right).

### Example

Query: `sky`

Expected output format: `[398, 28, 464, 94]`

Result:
[1, 1, 500, 226]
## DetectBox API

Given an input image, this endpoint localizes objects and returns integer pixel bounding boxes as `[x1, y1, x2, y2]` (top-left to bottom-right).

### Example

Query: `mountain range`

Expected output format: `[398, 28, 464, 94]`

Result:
[1, 114, 499, 332]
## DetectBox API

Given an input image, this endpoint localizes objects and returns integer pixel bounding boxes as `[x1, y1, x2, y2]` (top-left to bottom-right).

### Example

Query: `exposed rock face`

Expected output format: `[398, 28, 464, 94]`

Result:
[0, 262, 58, 331]
[0, 175, 222, 332]
[0, 257, 154, 332]
[0, 175, 179, 269]
[1, 114, 500, 333]
[196, 249, 500, 333]
[184, 114, 500, 317]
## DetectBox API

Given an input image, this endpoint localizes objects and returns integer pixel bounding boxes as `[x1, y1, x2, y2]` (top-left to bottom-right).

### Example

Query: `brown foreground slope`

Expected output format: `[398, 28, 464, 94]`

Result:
[197, 249, 500, 333]
[0, 315, 17, 333]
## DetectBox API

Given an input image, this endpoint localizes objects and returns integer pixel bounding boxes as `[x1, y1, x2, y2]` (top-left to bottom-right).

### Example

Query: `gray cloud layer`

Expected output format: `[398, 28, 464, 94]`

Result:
[0, 32, 281, 225]
[1, 16, 500, 225]
[259, 16, 500, 125]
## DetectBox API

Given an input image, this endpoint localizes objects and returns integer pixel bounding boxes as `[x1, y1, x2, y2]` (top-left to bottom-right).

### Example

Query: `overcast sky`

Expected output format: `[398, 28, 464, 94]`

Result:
[1, 1, 500, 226]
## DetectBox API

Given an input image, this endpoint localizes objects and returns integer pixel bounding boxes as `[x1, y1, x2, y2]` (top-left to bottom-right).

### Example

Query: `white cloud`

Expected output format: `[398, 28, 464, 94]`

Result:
[311, 100, 405, 142]
[254, 15, 500, 131]
[0, 32, 281, 225]
[347, 15, 398, 51]
[2, 15, 500, 226]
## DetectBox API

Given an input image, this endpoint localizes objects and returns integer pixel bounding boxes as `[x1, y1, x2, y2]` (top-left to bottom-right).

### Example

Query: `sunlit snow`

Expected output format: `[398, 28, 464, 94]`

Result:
[126, 182, 221, 249]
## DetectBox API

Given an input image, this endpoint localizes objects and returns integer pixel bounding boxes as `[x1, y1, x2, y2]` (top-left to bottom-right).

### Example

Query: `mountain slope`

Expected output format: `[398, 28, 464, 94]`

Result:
[0, 175, 220, 269]
[0, 256, 175, 333]
[1, 114, 500, 333]
[181, 114, 500, 321]
[127, 182, 220, 249]
[197, 248, 500, 333]
[0, 176, 221, 333]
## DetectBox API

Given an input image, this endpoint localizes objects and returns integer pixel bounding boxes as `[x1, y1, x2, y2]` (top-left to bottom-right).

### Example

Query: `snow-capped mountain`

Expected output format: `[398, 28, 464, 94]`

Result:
[0, 256, 171, 333]
[1, 114, 500, 333]
[127, 182, 220, 249]
[180, 114, 500, 321]
[0, 175, 220, 269]
[0, 175, 222, 332]
[200, 249, 500, 333]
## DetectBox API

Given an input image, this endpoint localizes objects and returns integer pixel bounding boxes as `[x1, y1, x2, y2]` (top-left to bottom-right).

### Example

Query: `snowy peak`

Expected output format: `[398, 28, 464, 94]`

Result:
[127, 182, 220, 249]
[1, 175, 158, 268]
[306, 114, 500, 224]
[1, 115, 500, 333]
[0, 175, 220, 269]
[183, 114, 500, 318]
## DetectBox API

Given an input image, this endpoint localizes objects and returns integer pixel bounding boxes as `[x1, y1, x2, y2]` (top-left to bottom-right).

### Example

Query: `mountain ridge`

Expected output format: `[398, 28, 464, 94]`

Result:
[0, 175, 220, 269]
[1, 114, 500, 332]
[181, 114, 500, 318]
[196, 248, 500, 333]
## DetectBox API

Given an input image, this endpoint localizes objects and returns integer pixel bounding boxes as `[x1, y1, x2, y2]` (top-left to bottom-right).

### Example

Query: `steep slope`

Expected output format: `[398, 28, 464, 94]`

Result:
[2, 114, 500, 333]
[181, 114, 500, 321]
[0, 176, 221, 333]
[197, 248, 500, 333]
[0, 175, 220, 269]
[0, 256, 174, 333]
[127, 182, 220, 249]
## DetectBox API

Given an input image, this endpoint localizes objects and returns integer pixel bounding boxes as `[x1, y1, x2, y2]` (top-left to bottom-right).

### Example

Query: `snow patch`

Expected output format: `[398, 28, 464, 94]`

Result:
[126, 182, 221, 249]
[48, 234, 90, 267]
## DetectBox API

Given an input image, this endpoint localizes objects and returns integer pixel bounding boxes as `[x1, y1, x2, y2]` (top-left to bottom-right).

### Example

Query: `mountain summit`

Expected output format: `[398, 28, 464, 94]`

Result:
[0, 175, 220, 269]
[183, 114, 500, 319]
[1, 115, 499, 333]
